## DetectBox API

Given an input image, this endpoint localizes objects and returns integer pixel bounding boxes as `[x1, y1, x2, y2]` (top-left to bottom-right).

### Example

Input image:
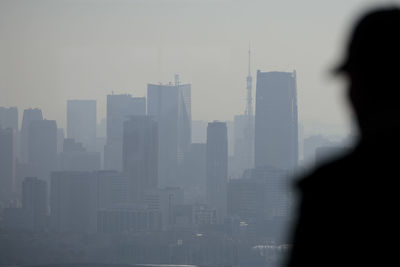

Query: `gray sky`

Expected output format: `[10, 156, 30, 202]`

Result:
[0, 0, 396, 136]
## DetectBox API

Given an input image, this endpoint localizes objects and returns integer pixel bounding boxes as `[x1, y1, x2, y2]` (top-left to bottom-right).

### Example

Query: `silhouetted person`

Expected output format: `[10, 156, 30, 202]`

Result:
[288, 7, 400, 267]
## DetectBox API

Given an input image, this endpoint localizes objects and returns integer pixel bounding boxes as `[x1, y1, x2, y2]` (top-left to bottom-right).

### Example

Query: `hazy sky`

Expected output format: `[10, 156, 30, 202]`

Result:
[0, 0, 396, 136]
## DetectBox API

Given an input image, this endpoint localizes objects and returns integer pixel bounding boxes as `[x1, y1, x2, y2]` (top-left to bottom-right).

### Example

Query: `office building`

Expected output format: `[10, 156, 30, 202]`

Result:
[0, 126, 15, 204]
[232, 114, 254, 178]
[147, 75, 191, 187]
[255, 71, 298, 170]
[67, 100, 97, 151]
[28, 119, 57, 182]
[20, 108, 43, 163]
[59, 138, 101, 172]
[97, 203, 162, 233]
[144, 187, 184, 229]
[96, 170, 129, 209]
[206, 121, 228, 223]
[0, 106, 18, 131]
[123, 116, 158, 202]
[50, 171, 98, 233]
[104, 94, 146, 171]
[178, 143, 206, 204]
[22, 177, 47, 231]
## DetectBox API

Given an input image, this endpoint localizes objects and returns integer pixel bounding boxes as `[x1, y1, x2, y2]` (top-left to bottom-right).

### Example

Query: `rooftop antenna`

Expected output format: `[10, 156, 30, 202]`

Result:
[246, 43, 253, 118]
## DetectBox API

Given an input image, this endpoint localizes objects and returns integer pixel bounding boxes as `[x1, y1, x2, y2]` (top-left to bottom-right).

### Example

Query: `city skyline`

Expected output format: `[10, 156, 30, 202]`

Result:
[0, 0, 377, 137]
[0, 1, 377, 266]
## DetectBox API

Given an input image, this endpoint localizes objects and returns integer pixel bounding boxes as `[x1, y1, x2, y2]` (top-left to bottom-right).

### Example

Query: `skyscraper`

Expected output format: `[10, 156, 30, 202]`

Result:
[206, 121, 228, 223]
[0, 126, 15, 204]
[59, 138, 101, 172]
[104, 94, 146, 171]
[20, 108, 43, 163]
[22, 177, 47, 231]
[0, 106, 18, 131]
[147, 75, 191, 187]
[67, 100, 97, 151]
[28, 119, 57, 182]
[50, 171, 98, 233]
[123, 116, 158, 202]
[255, 70, 298, 170]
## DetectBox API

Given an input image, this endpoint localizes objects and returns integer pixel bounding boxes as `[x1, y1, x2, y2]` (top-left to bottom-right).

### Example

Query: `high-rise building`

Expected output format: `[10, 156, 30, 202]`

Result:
[0, 126, 15, 204]
[179, 143, 206, 204]
[255, 70, 298, 170]
[28, 119, 57, 182]
[0, 106, 18, 131]
[123, 116, 158, 202]
[232, 114, 255, 178]
[206, 121, 228, 223]
[144, 187, 184, 229]
[147, 75, 191, 187]
[50, 171, 98, 233]
[22, 177, 47, 231]
[59, 138, 101, 172]
[67, 100, 97, 151]
[20, 108, 43, 163]
[96, 170, 129, 209]
[104, 94, 146, 171]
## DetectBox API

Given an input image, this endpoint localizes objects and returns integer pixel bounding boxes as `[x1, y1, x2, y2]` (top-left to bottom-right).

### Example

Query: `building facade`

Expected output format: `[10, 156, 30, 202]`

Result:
[66, 100, 97, 151]
[255, 71, 298, 171]
[20, 108, 43, 163]
[206, 121, 228, 223]
[104, 94, 146, 171]
[147, 75, 191, 187]
[123, 116, 158, 203]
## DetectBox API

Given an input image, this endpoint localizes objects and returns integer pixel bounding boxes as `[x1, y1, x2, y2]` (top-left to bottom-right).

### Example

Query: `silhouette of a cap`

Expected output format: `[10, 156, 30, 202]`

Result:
[336, 7, 400, 74]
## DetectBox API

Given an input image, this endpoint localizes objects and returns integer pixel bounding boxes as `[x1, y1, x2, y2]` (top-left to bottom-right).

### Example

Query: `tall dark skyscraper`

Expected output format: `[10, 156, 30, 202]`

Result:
[28, 119, 57, 182]
[20, 108, 43, 163]
[0, 106, 18, 131]
[123, 116, 158, 203]
[104, 94, 146, 171]
[147, 75, 191, 187]
[67, 100, 97, 151]
[0, 126, 15, 204]
[206, 121, 228, 223]
[255, 70, 298, 170]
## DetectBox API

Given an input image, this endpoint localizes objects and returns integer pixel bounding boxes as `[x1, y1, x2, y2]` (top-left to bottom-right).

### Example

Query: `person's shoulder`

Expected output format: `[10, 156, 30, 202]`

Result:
[297, 150, 358, 192]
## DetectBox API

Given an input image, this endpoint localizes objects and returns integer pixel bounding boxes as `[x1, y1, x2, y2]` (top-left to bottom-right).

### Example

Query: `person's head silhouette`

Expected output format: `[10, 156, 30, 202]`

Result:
[336, 7, 400, 138]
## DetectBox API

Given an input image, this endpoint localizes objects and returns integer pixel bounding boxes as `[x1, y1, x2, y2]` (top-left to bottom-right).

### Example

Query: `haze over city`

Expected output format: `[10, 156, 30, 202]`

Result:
[1, 0, 389, 136]
[1, 1, 397, 267]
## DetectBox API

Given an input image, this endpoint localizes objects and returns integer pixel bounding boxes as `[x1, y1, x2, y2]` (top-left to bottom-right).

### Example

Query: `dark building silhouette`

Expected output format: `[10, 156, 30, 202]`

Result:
[123, 116, 158, 203]
[20, 108, 43, 163]
[28, 119, 57, 183]
[0, 126, 15, 204]
[255, 71, 298, 170]
[67, 100, 97, 151]
[22, 177, 47, 231]
[147, 75, 191, 187]
[104, 94, 146, 171]
[206, 121, 228, 223]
